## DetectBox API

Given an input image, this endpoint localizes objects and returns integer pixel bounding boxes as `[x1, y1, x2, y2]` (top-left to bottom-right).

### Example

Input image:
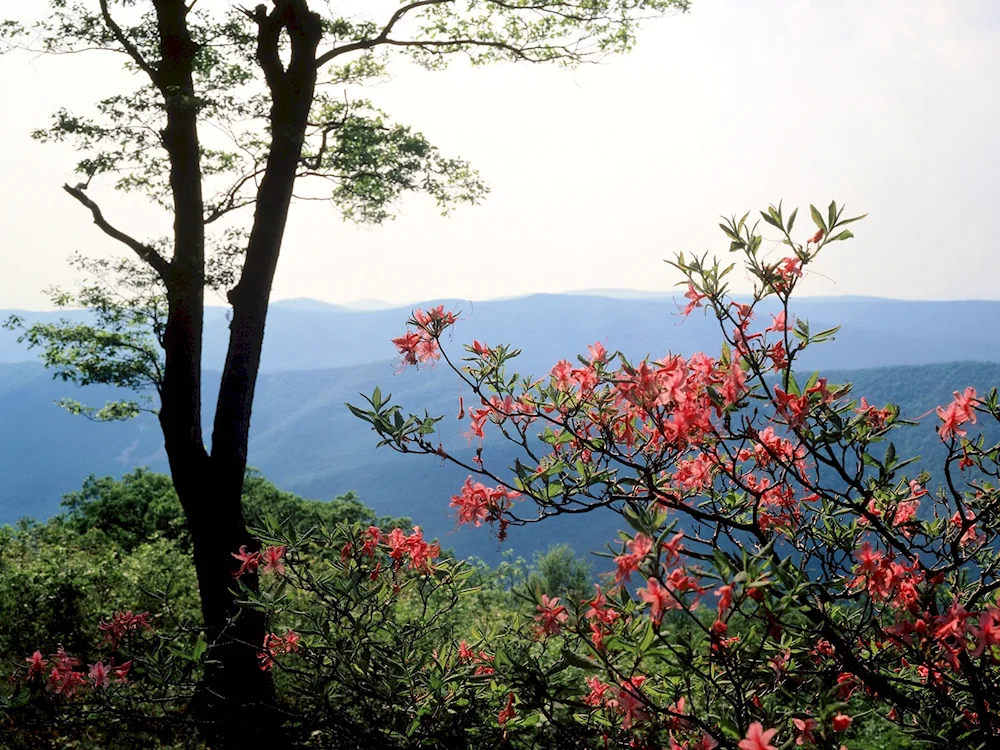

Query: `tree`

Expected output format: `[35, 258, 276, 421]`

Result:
[1, 0, 691, 742]
[357, 204, 1000, 747]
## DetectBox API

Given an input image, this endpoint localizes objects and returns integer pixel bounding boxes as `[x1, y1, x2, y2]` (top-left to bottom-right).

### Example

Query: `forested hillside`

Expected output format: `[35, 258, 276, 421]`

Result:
[3, 353, 997, 564]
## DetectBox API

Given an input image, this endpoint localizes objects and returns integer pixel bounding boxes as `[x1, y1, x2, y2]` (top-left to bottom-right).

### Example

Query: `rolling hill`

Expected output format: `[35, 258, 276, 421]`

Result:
[2, 294, 998, 564]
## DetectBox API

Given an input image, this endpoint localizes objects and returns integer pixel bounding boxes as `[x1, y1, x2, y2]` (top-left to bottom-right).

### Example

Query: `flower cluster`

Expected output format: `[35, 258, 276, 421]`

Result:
[449, 477, 520, 528]
[392, 305, 458, 367]
[23, 646, 132, 697]
[231, 544, 287, 579]
[362, 203, 1000, 746]
[258, 629, 301, 671]
[98, 610, 152, 648]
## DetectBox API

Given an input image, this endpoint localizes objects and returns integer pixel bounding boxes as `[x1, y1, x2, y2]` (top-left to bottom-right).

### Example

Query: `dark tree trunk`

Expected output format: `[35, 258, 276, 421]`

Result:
[149, 1, 324, 746]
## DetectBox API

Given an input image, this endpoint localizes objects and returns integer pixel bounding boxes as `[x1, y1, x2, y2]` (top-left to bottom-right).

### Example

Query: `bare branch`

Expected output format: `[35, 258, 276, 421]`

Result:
[204, 168, 267, 224]
[62, 184, 171, 280]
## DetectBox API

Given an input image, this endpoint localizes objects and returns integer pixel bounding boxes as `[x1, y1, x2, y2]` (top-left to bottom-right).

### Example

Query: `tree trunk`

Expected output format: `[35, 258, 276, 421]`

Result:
[178, 464, 282, 747]
[150, 1, 322, 745]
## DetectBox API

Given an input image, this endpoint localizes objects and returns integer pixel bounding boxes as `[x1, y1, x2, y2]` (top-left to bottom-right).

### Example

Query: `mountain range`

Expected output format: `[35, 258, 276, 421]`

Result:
[1, 294, 998, 564]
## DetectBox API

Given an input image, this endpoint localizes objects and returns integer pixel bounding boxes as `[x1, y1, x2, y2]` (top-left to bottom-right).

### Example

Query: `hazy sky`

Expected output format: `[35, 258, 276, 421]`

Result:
[1, 0, 998, 310]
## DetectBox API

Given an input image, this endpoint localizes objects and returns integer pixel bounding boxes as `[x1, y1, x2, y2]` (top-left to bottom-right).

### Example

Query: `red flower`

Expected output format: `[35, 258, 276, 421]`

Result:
[497, 692, 516, 725]
[831, 713, 852, 732]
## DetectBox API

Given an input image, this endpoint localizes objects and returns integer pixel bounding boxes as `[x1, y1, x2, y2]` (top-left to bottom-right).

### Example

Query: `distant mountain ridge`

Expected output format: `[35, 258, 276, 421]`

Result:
[5, 294, 1000, 375]
[2, 293, 999, 563]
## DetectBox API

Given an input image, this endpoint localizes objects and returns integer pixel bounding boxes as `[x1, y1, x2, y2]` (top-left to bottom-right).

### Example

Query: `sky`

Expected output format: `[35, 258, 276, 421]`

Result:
[1, 0, 998, 310]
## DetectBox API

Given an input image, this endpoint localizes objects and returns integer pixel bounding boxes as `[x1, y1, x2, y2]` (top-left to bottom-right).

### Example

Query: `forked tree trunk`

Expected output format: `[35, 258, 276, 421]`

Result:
[152, 2, 323, 745]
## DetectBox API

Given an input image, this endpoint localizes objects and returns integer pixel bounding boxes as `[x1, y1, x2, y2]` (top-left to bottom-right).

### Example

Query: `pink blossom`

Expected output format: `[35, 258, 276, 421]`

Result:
[261, 545, 287, 576]
[88, 661, 110, 689]
[738, 722, 778, 750]
[535, 594, 569, 636]
[231, 545, 261, 579]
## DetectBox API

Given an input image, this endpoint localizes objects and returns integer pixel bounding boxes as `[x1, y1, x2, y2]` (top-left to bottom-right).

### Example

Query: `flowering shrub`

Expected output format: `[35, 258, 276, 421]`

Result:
[231, 517, 596, 748]
[353, 202, 1000, 748]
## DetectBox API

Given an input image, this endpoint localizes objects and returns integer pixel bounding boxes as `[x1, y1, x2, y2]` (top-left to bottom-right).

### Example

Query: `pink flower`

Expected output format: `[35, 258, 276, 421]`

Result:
[971, 606, 1000, 657]
[113, 660, 132, 684]
[261, 545, 287, 576]
[551, 359, 575, 391]
[98, 611, 153, 647]
[615, 675, 649, 729]
[231, 545, 261, 579]
[584, 585, 620, 626]
[588, 341, 609, 364]
[582, 676, 611, 707]
[765, 311, 791, 333]
[777, 256, 803, 280]
[937, 387, 977, 439]
[46, 648, 85, 697]
[392, 331, 422, 366]
[450, 477, 498, 527]
[258, 629, 301, 671]
[457, 640, 475, 663]
[638, 577, 676, 625]
[681, 283, 707, 316]
[613, 533, 653, 585]
[792, 717, 817, 745]
[738, 722, 778, 750]
[715, 583, 735, 617]
[386, 526, 440, 573]
[25, 650, 47, 679]
[88, 661, 110, 689]
[535, 594, 569, 635]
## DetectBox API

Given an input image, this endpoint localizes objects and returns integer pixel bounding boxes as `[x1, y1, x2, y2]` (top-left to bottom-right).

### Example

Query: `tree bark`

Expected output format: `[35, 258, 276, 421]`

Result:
[146, 1, 322, 745]
[149, 1, 324, 746]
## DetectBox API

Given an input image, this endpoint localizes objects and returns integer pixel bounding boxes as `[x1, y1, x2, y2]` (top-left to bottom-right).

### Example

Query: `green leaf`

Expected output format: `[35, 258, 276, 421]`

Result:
[760, 211, 781, 230]
[809, 204, 827, 234]
[192, 634, 208, 661]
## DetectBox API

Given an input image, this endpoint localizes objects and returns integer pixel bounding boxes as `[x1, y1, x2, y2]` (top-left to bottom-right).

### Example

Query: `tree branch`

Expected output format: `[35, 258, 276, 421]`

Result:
[315, 0, 452, 68]
[62, 184, 171, 281]
[240, 3, 285, 93]
[98, 0, 159, 82]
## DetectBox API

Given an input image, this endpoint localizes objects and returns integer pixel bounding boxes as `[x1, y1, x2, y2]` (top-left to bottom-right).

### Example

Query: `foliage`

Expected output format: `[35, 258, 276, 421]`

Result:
[1, 3, 695, 736]
[352, 203, 1000, 748]
[527, 543, 594, 600]
[0, 0, 692, 419]
[58, 468, 406, 554]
